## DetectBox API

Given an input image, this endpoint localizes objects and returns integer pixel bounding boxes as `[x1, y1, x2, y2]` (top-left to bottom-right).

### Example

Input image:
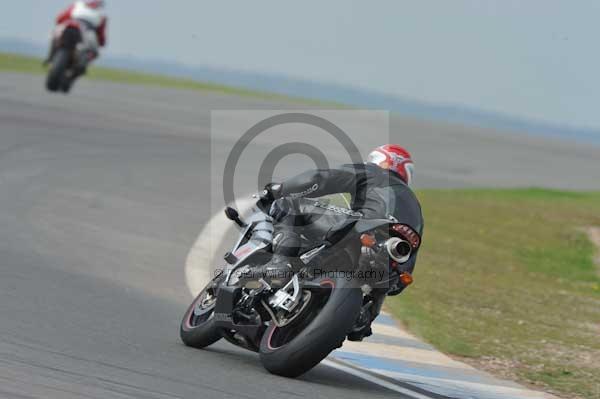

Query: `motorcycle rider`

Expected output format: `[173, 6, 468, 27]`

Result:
[45, 0, 107, 89]
[258, 144, 423, 340]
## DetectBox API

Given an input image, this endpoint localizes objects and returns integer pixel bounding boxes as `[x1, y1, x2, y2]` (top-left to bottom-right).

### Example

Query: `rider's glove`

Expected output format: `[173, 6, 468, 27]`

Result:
[257, 183, 283, 214]
[263, 183, 283, 202]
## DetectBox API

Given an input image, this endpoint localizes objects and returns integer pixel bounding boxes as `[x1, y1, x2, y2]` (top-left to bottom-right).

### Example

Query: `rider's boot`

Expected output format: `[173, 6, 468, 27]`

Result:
[255, 227, 302, 288]
[347, 310, 374, 342]
[347, 291, 386, 342]
[253, 253, 302, 289]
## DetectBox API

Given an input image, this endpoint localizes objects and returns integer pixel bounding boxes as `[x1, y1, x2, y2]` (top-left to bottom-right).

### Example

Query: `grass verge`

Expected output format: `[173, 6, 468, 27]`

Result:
[387, 188, 600, 399]
[0, 52, 330, 105]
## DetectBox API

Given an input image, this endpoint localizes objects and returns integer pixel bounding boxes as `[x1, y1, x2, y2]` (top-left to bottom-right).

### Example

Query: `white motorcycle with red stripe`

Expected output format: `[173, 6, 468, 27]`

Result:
[45, 1, 105, 93]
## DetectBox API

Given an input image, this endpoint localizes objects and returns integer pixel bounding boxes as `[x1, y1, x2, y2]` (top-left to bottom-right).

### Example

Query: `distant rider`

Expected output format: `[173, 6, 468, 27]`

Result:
[45, 1, 107, 85]
[259, 144, 424, 341]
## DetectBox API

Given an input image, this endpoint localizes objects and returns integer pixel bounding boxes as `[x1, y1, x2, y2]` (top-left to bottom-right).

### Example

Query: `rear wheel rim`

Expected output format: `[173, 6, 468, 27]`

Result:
[266, 279, 334, 350]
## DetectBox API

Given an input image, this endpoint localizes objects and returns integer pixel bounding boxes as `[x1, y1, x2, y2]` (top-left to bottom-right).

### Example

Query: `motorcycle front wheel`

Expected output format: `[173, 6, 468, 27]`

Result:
[180, 278, 222, 349]
[46, 49, 70, 92]
[259, 275, 362, 378]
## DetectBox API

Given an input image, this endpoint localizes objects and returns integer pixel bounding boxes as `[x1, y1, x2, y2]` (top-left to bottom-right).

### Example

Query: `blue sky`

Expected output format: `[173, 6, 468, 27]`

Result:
[3, 1, 600, 130]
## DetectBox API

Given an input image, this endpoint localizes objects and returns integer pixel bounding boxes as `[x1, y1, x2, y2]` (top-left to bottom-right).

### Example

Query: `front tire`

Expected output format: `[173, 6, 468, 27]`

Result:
[259, 276, 363, 377]
[46, 49, 71, 92]
[180, 279, 222, 349]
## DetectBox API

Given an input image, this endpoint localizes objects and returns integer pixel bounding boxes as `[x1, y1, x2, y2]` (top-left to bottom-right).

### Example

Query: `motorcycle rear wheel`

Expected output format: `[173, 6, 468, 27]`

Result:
[259, 275, 362, 378]
[46, 49, 70, 92]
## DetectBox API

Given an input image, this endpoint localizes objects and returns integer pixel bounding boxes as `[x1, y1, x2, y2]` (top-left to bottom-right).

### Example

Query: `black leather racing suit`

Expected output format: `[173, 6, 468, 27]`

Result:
[267, 163, 423, 339]
[270, 163, 424, 276]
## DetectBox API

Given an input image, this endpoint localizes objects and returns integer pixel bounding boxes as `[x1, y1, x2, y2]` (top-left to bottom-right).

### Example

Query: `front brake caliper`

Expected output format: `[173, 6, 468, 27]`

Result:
[268, 275, 301, 312]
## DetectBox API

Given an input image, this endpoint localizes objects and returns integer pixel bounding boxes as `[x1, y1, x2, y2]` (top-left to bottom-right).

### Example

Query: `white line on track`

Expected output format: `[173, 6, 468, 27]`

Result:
[184, 195, 433, 399]
[322, 360, 434, 399]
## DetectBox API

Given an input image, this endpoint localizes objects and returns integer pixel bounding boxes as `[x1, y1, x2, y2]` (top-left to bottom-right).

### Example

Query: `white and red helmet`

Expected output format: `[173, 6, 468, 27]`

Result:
[367, 144, 415, 185]
[84, 0, 105, 9]
[70, 1, 106, 27]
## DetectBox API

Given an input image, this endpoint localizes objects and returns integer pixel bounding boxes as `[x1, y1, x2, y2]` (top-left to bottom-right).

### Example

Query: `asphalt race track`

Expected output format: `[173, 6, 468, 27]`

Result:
[1, 72, 600, 399]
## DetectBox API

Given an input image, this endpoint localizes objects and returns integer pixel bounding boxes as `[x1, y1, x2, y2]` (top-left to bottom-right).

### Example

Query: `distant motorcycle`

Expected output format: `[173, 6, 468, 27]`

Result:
[180, 193, 420, 377]
[45, 19, 98, 93]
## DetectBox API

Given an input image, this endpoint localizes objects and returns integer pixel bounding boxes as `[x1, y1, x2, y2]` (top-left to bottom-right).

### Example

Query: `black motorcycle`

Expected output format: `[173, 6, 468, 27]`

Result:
[180, 193, 420, 377]
[46, 20, 97, 93]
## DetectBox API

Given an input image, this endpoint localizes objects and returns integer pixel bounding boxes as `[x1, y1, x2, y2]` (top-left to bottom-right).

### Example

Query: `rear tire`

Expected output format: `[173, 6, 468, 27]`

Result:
[259, 276, 362, 377]
[180, 280, 222, 349]
[46, 49, 70, 92]
[61, 76, 74, 93]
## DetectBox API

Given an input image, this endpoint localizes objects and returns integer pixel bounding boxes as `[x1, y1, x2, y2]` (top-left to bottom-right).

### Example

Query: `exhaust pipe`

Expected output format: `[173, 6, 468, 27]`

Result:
[385, 237, 412, 264]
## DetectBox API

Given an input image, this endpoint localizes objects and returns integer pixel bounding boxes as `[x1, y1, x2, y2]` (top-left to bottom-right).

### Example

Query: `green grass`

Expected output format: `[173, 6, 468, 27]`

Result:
[386, 188, 600, 399]
[0, 52, 334, 105]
